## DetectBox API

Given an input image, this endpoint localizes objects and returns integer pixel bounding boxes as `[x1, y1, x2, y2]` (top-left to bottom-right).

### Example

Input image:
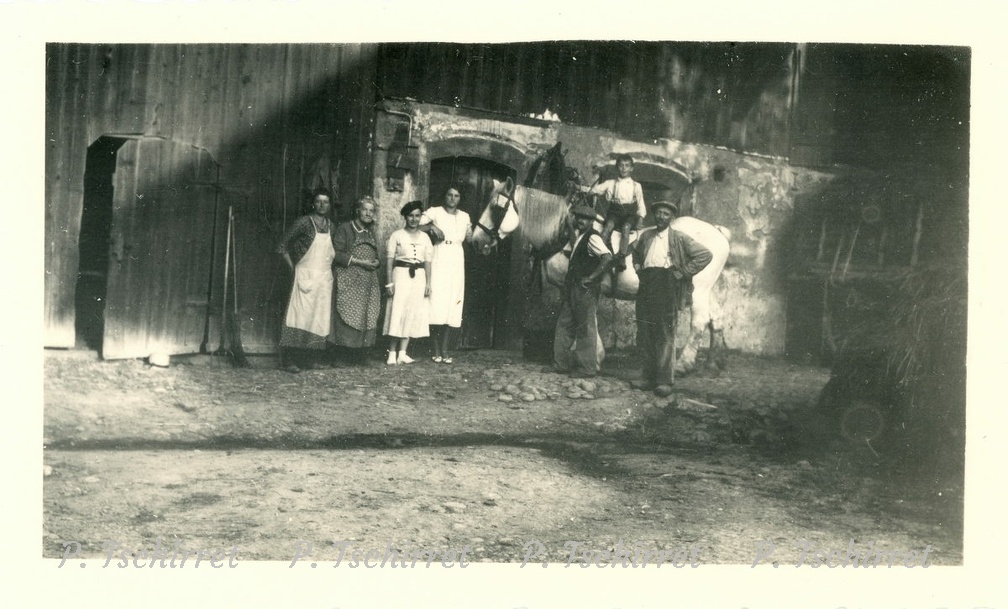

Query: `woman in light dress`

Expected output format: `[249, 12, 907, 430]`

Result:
[383, 200, 433, 365]
[420, 186, 472, 364]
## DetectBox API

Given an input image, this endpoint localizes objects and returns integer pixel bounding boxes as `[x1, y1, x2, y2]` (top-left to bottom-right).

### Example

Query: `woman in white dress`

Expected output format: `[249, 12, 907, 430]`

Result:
[383, 200, 433, 365]
[420, 186, 473, 364]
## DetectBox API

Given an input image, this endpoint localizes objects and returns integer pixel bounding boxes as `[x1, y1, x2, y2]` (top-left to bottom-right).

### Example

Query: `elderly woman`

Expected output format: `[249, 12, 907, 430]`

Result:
[277, 188, 336, 373]
[420, 186, 473, 364]
[383, 200, 433, 365]
[329, 196, 382, 364]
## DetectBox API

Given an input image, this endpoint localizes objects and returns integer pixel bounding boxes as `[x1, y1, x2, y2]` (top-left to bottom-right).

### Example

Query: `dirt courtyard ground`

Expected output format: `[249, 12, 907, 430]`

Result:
[42, 347, 962, 566]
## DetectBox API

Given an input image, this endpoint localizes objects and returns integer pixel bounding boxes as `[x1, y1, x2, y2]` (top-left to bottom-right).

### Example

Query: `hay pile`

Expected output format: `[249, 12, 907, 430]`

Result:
[826, 259, 967, 470]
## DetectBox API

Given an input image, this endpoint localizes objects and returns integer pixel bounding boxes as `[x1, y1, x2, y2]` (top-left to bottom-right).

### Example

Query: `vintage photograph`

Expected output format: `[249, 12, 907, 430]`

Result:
[42, 41, 968, 571]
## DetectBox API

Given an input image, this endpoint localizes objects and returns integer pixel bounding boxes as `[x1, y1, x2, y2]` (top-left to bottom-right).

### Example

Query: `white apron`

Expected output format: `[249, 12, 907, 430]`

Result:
[285, 230, 335, 337]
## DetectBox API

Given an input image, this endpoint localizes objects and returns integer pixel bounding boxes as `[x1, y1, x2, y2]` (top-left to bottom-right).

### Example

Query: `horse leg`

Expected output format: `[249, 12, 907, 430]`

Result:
[676, 290, 713, 376]
[674, 311, 699, 376]
[709, 322, 728, 371]
[595, 329, 606, 368]
[693, 321, 723, 377]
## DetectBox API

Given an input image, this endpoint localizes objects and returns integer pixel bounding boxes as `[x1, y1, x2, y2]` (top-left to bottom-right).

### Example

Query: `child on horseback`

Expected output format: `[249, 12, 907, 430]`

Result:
[586, 154, 646, 271]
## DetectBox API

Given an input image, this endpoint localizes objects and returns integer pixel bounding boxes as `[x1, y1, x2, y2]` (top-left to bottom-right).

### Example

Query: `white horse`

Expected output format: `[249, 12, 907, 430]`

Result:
[476, 176, 731, 375]
[471, 179, 524, 254]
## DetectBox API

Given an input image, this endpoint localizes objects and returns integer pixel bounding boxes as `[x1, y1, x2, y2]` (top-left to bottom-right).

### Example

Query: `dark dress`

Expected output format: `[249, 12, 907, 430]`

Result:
[329, 220, 381, 348]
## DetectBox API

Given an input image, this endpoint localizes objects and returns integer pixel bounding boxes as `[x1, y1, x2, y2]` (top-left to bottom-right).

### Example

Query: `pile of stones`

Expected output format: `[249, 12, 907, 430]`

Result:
[486, 372, 631, 403]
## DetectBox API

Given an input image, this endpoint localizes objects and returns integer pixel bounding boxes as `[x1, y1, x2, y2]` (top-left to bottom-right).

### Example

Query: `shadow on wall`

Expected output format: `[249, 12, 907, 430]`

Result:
[772, 166, 968, 364]
[67, 50, 377, 359]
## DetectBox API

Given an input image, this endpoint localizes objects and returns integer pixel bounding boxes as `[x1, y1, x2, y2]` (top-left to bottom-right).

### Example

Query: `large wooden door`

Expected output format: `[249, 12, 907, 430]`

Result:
[102, 137, 220, 359]
[428, 156, 516, 349]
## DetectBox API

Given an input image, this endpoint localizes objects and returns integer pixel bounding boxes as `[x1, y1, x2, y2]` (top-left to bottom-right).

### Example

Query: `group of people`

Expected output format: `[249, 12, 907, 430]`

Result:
[552, 154, 714, 394]
[278, 153, 713, 394]
[276, 187, 471, 372]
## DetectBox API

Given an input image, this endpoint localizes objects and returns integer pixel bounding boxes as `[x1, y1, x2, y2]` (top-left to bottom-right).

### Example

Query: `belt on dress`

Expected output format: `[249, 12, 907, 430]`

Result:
[394, 260, 424, 278]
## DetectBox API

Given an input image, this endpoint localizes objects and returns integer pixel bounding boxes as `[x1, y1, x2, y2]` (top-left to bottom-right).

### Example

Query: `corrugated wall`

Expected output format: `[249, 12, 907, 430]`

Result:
[45, 43, 377, 352]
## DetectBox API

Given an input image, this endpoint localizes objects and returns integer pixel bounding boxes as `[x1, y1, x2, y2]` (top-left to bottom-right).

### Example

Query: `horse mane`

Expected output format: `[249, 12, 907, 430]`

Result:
[524, 141, 578, 195]
[513, 186, 570, 252]
[513, 143, 587, 253]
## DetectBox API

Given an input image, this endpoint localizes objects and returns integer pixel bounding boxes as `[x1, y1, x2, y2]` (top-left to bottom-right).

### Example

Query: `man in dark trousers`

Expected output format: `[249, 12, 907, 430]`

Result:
[552, 204, 614, 378]
[630, 200, 713, 394]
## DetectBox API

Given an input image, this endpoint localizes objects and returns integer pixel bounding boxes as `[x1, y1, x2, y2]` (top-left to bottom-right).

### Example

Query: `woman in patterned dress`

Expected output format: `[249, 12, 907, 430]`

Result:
[383, 200, 433, 365]
[420, 186, 472, 364]
[277, 189, 336, 372]
[329, 196, 382, 364]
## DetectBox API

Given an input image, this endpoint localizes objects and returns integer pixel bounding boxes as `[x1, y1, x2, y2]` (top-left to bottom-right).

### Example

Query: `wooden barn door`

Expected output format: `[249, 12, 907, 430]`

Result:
[428, 157, 517, 349]
[102, 137, 220, 359]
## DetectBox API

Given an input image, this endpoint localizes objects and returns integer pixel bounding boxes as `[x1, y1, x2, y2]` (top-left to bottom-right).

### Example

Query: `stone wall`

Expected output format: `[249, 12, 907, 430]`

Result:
[369, 101, 840, 356]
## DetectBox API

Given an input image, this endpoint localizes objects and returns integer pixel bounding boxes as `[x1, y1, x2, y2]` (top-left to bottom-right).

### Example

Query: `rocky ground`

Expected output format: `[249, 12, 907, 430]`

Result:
[42, 347, 963, 565]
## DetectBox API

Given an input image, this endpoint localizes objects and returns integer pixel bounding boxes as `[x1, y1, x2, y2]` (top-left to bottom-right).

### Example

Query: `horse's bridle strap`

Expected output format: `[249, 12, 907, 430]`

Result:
[472, 189, 518, 242]
[474, 221, 499, 241]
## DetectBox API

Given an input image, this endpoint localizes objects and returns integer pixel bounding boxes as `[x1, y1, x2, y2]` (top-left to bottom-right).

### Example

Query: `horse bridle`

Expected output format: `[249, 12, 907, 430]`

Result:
[473, 186, 518, 245]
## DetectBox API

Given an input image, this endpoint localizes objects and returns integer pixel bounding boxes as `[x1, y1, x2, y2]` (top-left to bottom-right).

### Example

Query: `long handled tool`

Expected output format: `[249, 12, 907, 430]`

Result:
[228, 206, 248, 367]
[200, 182, 223, 354]
[214, 205, 248, 366]
[214, 205, 233, 356]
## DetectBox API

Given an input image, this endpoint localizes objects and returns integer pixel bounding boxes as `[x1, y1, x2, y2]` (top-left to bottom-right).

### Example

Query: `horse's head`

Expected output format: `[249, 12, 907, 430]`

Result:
[472, 177, 521, 255]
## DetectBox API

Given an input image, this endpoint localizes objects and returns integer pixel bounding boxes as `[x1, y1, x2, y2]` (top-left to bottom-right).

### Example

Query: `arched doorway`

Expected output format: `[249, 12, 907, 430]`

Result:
[595, 159, 694, 222]
[428, 156, 517, 349]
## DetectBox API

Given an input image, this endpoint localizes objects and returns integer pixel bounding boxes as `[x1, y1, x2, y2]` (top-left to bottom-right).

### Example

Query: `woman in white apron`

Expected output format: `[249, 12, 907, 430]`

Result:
[277, 189, 336, 372]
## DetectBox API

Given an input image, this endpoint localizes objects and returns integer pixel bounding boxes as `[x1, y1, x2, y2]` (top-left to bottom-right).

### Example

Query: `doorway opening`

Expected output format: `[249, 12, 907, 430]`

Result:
[428, 156, 517, 349]
[594, 161, 693, 224]
[75, 136, 127, 353]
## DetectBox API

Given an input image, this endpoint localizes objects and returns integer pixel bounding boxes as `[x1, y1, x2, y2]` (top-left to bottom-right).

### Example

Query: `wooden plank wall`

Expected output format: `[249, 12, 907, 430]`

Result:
[101, 138, 221, 359]
[45, 43, 377, 351]
[46, 43, 967, 355]
[814, 44, 970, 172]
[374, 42, 798, 157]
